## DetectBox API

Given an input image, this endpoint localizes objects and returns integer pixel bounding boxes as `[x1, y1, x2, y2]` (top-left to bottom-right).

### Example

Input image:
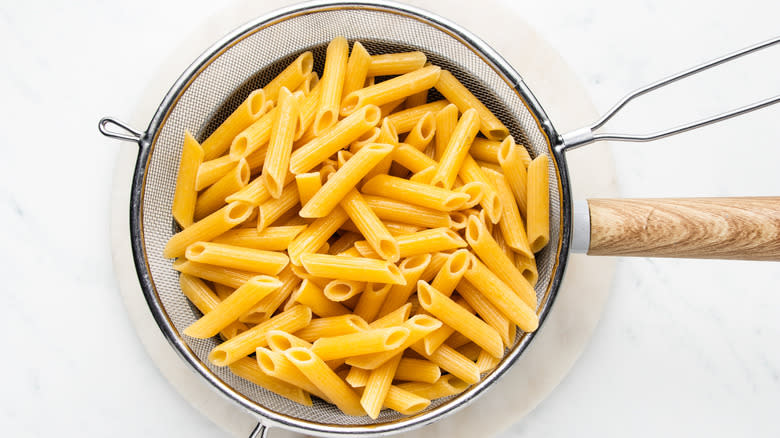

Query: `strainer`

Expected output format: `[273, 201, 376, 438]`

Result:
[98, 1, 780, 436]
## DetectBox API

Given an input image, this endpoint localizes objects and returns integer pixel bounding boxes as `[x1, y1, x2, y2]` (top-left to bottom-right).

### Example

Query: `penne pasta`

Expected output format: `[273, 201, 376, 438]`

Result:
[394, 358, 441, 384]
[341, 65, 441, 115]
[225, 171, 290, 206]
[515, 252, 539, 287]
[229, 357, 312, 406]
[172, 131, 205, 228]
[262, 87, 301, 198]
[497, 136, 529, 217]
[266, 329, 312, 352]
[349, 127, 381, 152]
[366, 52, 427, 76]
[431, 249, 472, 297]
[463, 259, 538, 333]
[287, 279, 350, 317]
[315, 37, 349, 134]
[195, 154, 237, 191]
[465, 215, 536, 308]
[287, 207, 349, 265]
[431, 108, 480, 189]
[312, 327, 410, 361]
[483, 168, 532, 255]
[257, 183, 299, 231]
[417, 281, 503, 358]
[329, 232, 363, 255]
[323, 279, 366, 302]
[346, 366, 370, 388]
[202, 90, 268, 160]
[300, 253, 406, 285]
[396, 374, 470, 400]
[295, 314, 369, 342]
[456, 279, 515, 348]
[185, 241, 289, 275]
[164, 202, 253, 258]
[289, 104, 381, 174]
[384, 385, 431, 415]
[409, 341, 480, 385]
[476, 349, 501, 373]
[386, 100, 448, 133]
[379, 98, 406, 118]
[173, 259, 254, 289]
[361, 174, 470, 212]
[370, 303, 412, 329]
[184, 275, 282, 339]
[241, 266, 300, 323]
[392, 142, 437, 173]
[194, 158, 250, 220]
[354, 227, 465, 259]
[403, 111, 436, 151]
[458, 155, 501, 223]
[300, 143, 394, 218]
[454, 181, 486, 209]
[346, 315, 441, 370]
[284, 347, 365, 416]
[340, 189, 399, 262]
[179, 274, 247, 340]
[527, 154, 550, 253]
[264, 51, 314, 101]
[433, 103, 459, 160]
[419, 252, 451, 283]
[209, 304, 312, 366]
[353, 283, 392, 323]
[212, 225, 305, 251]
[256, 347, 332, 402]
[363, 195, 450, 229]
[469, 137, 501, 164]
[343, 41, 372, 99]
[434, 70, 508, 140]
[361, 353, 403, 419]
[405, 88, 429, 109]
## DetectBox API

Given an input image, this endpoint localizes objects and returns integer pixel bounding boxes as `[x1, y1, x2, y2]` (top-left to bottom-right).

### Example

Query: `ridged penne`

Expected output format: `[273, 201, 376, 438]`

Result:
[312, 327, 410, 361]
[256, 347, 331, 402]
[172, 131, 205, 228]
[287, 279, 349, 317]
[287, 207, 349, 265]
[185, 241, 289, 275]
[213, 225, 305, 251]
[257, 183, 299, 231]
[456, 278, 515, 347]
[315, 37, 349, 134]
[458, 155, 501, 223]
[403, 111, 436, 150]
[202, 90, 268, 160]
[361, 353, 403, 419]
[497, 136, 529, 217]
[179, 274, 247, 340]
[294, 314, 369, 342]
[284, 347, 364, 416]
[463, 259, 538, 333]
[409, 341, 480, 385]
[343, 41, 372, 98]
[431, 108, 479, 189]
[229, 357, 311, 406]
[362, 195, 450, 229]
[483, 168, 532, 255]
[434, 70, 508, 140]
[341, 66, 441, 115]
[362, 174, 470, 212]
[527, 154, 550, 253]
[323, 279, 366, 302]
[386, 100, 448, 133]
[340, 189, 399, 262]
[164, 202, 253, 258]
[263, 51, 314, 102]
[262, 87, 301, 198]
[173, 259, 254, 289]
[346, 315, 441, 370]
[353, 283, 392, 323]
[194, 158, 250, 220]
[195, 154, 236, 191]
[300, 253, 406, 285]
[392, 142, 437, 173]
[366, 52, 427, 76]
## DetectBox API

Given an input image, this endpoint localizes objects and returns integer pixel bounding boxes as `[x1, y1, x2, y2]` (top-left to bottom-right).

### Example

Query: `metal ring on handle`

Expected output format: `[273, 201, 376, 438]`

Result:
[99, 117, 145, 143]
[559, 35, 780, 151]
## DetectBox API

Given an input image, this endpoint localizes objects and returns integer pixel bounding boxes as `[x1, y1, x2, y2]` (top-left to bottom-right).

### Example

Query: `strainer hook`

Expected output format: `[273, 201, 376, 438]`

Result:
[99, 117, 145, 144]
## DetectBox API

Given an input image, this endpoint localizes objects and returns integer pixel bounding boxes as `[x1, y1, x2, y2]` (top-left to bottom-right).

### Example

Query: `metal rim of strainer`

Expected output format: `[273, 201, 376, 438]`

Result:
[122, 0, 570, 436]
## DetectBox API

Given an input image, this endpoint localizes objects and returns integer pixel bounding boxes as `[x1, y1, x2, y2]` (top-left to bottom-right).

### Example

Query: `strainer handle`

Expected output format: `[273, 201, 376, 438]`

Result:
[572, 197, 780, 260]
[248, 422, 269, 438]
[559, 35, 780, 151]
[98, 117, 145, 144]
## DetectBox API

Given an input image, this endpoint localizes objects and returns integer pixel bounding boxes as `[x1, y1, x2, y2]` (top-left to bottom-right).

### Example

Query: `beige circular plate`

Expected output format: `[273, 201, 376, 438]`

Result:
[109, 1, 618, 436]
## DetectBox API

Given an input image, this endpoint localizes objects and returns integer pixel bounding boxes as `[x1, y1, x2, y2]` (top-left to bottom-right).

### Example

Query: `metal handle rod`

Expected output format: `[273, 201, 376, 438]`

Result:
[560, 35, 780, 151]
[99, 117, 145, 143]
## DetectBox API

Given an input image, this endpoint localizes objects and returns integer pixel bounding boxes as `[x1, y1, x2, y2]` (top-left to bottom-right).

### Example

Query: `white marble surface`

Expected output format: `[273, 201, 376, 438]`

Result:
[1, 1, 779, 438]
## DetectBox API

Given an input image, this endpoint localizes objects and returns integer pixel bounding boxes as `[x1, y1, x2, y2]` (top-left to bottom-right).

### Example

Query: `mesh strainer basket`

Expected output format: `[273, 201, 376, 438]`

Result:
[98, 1, 780, 436]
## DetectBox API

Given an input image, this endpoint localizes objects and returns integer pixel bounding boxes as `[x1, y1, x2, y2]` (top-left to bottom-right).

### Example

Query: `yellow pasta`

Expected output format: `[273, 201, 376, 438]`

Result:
[456, 279, 514, 347]
[257, 183, 299, 231]
[419, 251, 451, 283]
[289, 104, 381, 174]
[361, 117, 400, 184]
[323, 279, 366, 302]
[294, 314, 369, 342]
[287, 207, 349, 265]
[366, 51, 427, 76]
[195, 154, 236, 191]
[374, 250, 428, 314]
[482, 168, 532, 256]
[392, 142, 436, 173]
[431, 249, 471, 297]
[300, 143, 394, 218]
[469, 137, 501, 163]
[379, 98, 406, 118]
[361, 353, 403, 419]
[256, 347, 332, 402]
[431, 108, 480, 189]
[184, 275, 282, 339]
[346, 315, 442, 370]
[386, 100, 448, 133]
[264, 51, 314, 102]
[340, 189, 399, 262]
[454, 181, 486, 209]
[241, 266, 300, 323]
[284, 347, 365, 416]
[229, 357, 312, 406]
[497, 136, 529, 217]
[476, 349, 501, 373]
[362, 195, 450, 229]
[527, 154, 550, 253]
[312, 327, 410, 361]
[458, 155, 501, 223]
[395, 358, 441, 384]
[185, 241, 289, 275]
[405, 88, 429, 109]
[262, 87, 301, 198]
[465, 215, 536, 308]
[434, 69, 508, 140]
[172, 131, 205, 228]
[225, 171, 291, 206]
[179, 274, 247, 339]
[212, 225, 305, 251]
[266, 329, 312, 352]
[403, 111, 436, 151]
[417, 281, 503, 358]
[346, 366, 370, 388]
[515, 252, 539, 287]
[300, 253, 405, 285]
[202, 90, 268, 160]
[396, 374, 469, 400]
[456, 343, 482, 361]
[294, 70, 319, 95]
[209, 304, 312, 366]
[287, 279, 349, 317]
[315, 37, 349, 134]
[329, 232, 363, 255]
[361, 174, 470, 212]
[164, 201, 253, 258]
[463, 259, 538, 333]
[370, 303, 412, 329]
[343, 41, 372, 98]
[408, 341, 479, 385]
[353, 283, 392, 323]
[194, 158, 250, 220]
[354, 227, 466, 260]
[384, 385, 431, 415]
[341, 65, 441, 115]
[173, 259, 254, 289]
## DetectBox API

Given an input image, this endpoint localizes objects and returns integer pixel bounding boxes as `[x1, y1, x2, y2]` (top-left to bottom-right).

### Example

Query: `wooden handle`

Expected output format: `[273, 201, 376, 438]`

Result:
[587, 197, 780, 261]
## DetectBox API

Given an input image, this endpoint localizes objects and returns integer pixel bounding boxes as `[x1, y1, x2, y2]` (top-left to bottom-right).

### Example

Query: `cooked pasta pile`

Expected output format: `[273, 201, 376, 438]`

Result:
[164, 37, 550, 418]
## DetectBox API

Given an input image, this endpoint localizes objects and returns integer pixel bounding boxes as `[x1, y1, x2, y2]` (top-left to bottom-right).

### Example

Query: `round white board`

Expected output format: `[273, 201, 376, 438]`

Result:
[110, 1, 618, 436]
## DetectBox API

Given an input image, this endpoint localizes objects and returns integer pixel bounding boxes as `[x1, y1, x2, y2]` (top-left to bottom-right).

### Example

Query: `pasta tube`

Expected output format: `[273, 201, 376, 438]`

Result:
[374, 253, 431, 318]
[394, 358, 441, 384]
[294, 314, 369, 342]
[527, 154, 550, 253]
[185, 241, 288, 275]
[431, 108, 480, 189]
[403, 111, 436, 151]
[164, 201, 253, 258]
[341, 65, 441, 115]
[256, 347, 331, 402]
[315, 37, 349, 134]
[287, 279, 349, 317]
[194, 158, 250, 220]
[284, 348, 365, 416]
[340, 189, 399, 262]
[396, 374, 470, 400]
[195, 154, 236, 191]
[312, 327, 410, 361]
[173, 259, 254, 289]
[361, 174, 470, 212]
[497, 136, 529, 217]
[287, 207, 349, 265]
[323, 279, 366, 302]
[179, 274, 247, 340]
[386, 100, 448, 133]
[229, 357, 311, 406]
[353, 283, 392, 323]
[456, 279, 514, 347]
[172, 131, 204, 228]
[345, 315, 442, 370]
[463, 259, 538, 333]
[366, 51, 427, 76]
[343, 41, 371, 98]
[384, 386, 431, 415]
[434, 70, 508, 140]
[212, 225, 306, 251]
[361, 354, 403, 419]
[300, 253, 406, 285]
[485, 168, 532, 255]
[262, 87, 301, 198]
[263, 51, 314, 102]
[202, 89, 268, 160]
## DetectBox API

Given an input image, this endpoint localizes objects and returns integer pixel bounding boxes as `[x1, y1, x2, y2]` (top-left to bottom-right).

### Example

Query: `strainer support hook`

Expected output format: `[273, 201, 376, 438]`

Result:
[99, 117, 145, 144]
